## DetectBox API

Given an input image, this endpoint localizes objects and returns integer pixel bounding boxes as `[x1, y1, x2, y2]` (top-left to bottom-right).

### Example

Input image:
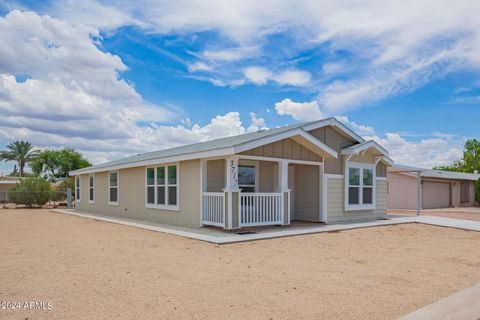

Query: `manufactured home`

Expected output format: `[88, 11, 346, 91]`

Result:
[388, 166, 479, 210]
[71, 118, 393, 230]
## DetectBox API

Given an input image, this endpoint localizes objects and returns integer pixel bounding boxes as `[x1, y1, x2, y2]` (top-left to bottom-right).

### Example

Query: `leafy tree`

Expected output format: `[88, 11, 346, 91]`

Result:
[434, 138, 480, 202]
[9, 165, 18, 177]
[8, 164, 36, 177]
[0, 141, 39, 177]
[462, 139, 480, 173]
[30, 148, 91, 181]
[57, 176, 75, 190]
[8, 177, 52, 207]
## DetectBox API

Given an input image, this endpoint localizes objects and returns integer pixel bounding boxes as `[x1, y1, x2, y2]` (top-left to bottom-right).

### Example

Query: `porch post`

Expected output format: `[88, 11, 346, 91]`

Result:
[224, 156, 240, 229]
[416, 171, 421, 216]
[278, 160, 290, 225]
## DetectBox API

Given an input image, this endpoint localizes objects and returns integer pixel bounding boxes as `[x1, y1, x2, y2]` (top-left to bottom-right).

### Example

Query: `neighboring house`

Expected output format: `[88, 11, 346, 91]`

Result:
[0, 176, 20, 203]
[388, 165, 479, 210]
[70, 118, 393, 230]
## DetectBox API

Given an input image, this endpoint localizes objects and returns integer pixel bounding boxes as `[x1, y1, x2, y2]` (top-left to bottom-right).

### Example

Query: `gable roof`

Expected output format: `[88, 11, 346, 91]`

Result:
[341, 140, 393, 166]
[341, 140, 389, 156]
[389, 165, 480, 181]
[71, 117, 360, 175]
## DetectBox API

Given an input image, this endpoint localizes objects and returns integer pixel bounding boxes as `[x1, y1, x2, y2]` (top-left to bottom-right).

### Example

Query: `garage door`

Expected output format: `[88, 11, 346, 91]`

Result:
[422, 181, 450, 209]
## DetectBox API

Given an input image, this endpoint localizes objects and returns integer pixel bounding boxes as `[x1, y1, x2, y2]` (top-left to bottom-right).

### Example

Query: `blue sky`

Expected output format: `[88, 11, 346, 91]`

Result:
[0, 0, 479, 174]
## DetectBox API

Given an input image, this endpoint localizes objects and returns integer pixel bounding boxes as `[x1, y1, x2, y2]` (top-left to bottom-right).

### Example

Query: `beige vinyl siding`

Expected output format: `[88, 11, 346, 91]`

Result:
[239, 138, 322, 162]
[308, 126, 356, 174]
[376, 163, 387, 177]
[206, 159, 224, 192]
[259, 161, 275, 192]
[76, 159, 201, 228]
[326, 177, 387, 223]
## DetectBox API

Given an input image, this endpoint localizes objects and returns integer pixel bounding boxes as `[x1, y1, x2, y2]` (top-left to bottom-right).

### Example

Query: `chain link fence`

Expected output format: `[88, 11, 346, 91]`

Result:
[0, 189, 72, 209]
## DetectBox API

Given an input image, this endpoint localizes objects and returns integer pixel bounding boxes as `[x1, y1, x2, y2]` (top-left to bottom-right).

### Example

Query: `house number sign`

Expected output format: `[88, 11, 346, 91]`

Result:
[229, 160, 238, 184]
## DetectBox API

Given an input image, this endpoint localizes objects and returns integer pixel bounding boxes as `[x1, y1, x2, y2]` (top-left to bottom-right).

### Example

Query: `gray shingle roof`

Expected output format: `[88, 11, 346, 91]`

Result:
[390, 165, 479, 181]
[421, 170, 480, 181]
[73, 120, 317, 174]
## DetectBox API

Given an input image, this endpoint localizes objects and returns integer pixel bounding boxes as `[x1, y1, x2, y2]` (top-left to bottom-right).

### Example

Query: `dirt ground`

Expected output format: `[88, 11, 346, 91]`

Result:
[1, 209, 480, 320]
[389, 207, 480, 221]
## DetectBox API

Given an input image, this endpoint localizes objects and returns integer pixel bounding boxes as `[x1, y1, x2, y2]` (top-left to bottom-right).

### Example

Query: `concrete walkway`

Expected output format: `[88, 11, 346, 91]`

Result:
[390, 207, 480, 222]
[52, 209, 480, 244]
[414, 215, 480, 232]
[399, 283, 480, 320]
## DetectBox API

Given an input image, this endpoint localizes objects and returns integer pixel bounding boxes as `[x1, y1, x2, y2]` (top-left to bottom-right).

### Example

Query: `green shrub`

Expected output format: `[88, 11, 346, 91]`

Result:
[8, 177, 52, 207]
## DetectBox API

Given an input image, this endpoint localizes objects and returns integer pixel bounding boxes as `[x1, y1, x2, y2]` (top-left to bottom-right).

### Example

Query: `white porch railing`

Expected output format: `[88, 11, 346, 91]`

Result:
[201, 192, 225, 227]
[240, 193, 283, 227]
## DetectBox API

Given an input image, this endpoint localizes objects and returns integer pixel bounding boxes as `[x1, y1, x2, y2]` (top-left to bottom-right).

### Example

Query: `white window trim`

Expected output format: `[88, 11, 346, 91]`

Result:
[75, 176, 81, 203]
[345, 161, 376, 211]
[108, 170, 119, 206]
[145, 163, 179, 211]
[88, 174, 95, 204]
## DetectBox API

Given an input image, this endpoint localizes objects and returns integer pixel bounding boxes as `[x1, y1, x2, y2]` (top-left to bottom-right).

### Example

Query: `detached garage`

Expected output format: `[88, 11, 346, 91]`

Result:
[388, 166, 479, 210]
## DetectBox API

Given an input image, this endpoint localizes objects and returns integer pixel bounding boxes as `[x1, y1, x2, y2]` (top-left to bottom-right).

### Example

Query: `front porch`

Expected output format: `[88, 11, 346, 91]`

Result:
[200, 155, 325, 229]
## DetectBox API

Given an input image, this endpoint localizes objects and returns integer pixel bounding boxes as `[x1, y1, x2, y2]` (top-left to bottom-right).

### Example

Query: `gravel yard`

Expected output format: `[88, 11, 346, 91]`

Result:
[1, 209, 480, 320]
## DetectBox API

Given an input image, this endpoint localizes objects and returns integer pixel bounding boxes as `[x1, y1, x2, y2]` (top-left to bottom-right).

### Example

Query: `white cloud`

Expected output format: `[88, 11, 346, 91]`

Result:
[274, 98, 324, 121]
[44, 1, 480, 107]
[0, 5, 474, 170]
[201, 46, 259, 62]
[243, 67, 311, 86]
[335, 116, 375, 135]
[51, 0, 145, 31]
[318, 46, 460, 111]
[367, 132, 464, 169]
[0, 10, 179, 147]
[273, 103, 463, 168]
[187, 61, 213, 72]
[243, 67, 271, 85]
[247, 112, 267, 132]
[0, 10, 264, 167]
[66, 1, 480, 107]
[273, 69, 311, 86]
[448, 95, 480, 104]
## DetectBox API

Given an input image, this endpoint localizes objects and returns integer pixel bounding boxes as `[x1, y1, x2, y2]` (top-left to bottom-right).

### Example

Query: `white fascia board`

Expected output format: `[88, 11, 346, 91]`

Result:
[341, 140, 389, 156]
[234, 128, 304, 153]
[299, 118, 331, 132]
[295, 129, 338, 158]
[381, 156, 394, 166]
[234, 128, 338, 159]
[69, 147, 235, 175]
[301, 118, 365, 143]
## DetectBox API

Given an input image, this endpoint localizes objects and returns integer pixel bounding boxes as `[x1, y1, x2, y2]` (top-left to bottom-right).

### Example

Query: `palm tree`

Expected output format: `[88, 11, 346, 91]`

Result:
[0, 141, 39, 177]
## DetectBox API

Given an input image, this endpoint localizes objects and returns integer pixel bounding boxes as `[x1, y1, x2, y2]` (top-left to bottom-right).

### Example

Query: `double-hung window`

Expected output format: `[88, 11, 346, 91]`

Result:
[88, 174, 95, 203]
[108, 171, 119, 205]
[75, 176, 80, 202]
[346, 163, 375, 210]
[146, 164, 178, 210]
